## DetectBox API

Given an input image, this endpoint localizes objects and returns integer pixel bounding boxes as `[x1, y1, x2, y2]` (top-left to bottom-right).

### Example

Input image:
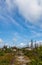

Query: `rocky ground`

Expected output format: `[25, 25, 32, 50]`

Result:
[10, 51, 31, 65]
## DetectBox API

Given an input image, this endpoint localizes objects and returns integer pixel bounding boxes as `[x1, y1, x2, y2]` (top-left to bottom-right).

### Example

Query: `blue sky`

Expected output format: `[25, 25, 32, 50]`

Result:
[0, 0, 42, 47]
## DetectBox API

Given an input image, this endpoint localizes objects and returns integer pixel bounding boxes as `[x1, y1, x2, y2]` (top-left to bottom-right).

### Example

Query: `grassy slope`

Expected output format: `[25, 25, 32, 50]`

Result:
[0, 46, 42, 65]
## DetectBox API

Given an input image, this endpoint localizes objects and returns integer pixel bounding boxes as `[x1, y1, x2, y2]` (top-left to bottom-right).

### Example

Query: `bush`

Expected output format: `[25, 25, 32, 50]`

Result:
[0, 51, 4, 56]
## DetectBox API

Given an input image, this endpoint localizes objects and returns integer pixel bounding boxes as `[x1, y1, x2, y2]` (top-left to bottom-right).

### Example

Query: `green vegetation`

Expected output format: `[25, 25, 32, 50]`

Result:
[22, 46, 42, 65]
[0, 45, 42, 65]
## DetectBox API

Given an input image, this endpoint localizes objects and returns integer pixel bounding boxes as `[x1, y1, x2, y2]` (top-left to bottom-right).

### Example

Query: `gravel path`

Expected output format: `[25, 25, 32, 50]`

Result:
[10, 51, 31, 65]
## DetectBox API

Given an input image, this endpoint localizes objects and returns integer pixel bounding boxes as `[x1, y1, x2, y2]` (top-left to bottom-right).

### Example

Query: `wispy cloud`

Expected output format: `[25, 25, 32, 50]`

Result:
[0, 0, 42, 47]
[4, 0, 42, 28]
[14, 0, 42, 22]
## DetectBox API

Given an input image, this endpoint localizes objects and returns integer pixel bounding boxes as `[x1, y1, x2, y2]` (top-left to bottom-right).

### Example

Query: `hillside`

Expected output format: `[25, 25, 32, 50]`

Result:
[0, 46, 42, 65]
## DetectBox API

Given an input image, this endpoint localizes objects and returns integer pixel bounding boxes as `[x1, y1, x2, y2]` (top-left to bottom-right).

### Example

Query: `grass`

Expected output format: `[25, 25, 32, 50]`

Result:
[0, 46, 42, 65]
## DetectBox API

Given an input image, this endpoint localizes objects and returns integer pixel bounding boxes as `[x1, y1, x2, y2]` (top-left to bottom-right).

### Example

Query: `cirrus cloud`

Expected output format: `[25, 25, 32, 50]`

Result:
[5, 0, 42, 28]
[14, 0, 42, 22]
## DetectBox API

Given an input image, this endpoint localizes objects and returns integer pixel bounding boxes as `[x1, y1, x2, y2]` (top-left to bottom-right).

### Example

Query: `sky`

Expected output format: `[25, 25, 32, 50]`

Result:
[0, 0, 42, 48]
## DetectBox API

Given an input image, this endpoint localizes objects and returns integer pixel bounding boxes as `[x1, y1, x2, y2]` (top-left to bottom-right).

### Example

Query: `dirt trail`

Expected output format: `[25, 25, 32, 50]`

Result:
[10, 56, 16, 65]
[10, 51, 31, 65]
